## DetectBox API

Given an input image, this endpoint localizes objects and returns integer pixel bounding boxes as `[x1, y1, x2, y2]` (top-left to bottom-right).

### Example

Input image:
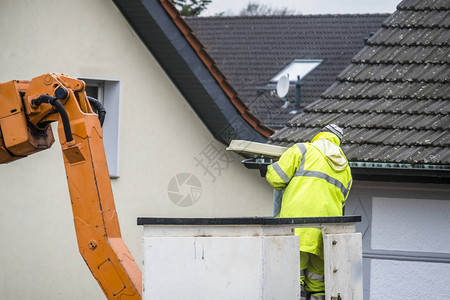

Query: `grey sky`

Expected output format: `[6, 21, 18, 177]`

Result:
[201, 0, 400, 16]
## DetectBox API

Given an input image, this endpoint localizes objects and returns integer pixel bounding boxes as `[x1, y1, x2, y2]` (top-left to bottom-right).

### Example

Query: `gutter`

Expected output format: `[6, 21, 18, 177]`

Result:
[350, 161, 450, 183]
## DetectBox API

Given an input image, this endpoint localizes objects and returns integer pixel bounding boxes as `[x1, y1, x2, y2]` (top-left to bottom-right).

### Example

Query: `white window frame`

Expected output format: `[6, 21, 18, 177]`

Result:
[79, 77, 121, 178]
[270, 59, 322, 82]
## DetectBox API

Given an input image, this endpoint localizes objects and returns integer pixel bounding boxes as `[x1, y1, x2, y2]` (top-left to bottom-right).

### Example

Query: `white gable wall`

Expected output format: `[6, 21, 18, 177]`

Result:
[346, 181, 450, 300]
[0, 1, 272, 299]
[372, 197, 450, 253]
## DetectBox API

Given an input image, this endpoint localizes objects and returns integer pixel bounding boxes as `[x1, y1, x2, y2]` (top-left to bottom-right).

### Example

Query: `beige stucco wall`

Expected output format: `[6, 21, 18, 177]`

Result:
[0, 0, 272, 298]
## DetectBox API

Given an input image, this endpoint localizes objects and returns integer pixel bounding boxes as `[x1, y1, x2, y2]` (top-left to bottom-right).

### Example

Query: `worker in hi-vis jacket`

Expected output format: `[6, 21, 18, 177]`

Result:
[266, 124, 352, 300]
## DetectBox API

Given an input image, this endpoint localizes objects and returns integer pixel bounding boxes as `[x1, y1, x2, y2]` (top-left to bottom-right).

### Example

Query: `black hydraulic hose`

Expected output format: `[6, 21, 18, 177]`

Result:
[87, 96, 106, 127]
[32, 94, 74, 143]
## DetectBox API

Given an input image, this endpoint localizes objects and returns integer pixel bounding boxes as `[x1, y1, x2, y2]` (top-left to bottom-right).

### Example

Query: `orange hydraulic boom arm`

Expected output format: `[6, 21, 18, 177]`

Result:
[0, 73, 142, 299]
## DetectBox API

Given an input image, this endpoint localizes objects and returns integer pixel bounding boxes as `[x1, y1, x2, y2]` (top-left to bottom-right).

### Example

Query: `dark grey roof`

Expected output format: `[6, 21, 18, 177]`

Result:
[269, 0, 450, 179]
[112, 0, 271, 144]
[187, 14, 389, 129]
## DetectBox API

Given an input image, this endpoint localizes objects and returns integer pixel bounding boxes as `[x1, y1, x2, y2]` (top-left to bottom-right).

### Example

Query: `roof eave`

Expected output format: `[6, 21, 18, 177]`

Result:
[350, 162, 450, 184]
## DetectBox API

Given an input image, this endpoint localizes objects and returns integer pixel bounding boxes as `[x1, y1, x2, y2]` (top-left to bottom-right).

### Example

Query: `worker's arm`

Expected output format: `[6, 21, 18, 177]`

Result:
[266, 144, 303, 190]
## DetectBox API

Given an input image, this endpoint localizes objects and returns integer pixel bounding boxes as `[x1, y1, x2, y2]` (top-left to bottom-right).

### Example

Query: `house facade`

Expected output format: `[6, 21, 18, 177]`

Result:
[0, 0, 273, 299]
[1, 0, 448, 299]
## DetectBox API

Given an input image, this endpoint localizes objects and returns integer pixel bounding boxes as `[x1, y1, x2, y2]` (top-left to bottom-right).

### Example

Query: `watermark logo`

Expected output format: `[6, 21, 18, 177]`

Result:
[194, 141, 234, 182]
[167, 173, 202, 207]
[218, 116, 260, 145]
[168, 115, 263, 206]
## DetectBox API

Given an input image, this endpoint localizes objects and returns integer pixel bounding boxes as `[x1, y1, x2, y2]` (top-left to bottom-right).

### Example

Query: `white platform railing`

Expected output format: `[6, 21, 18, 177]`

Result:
[138, 216, 362, 300]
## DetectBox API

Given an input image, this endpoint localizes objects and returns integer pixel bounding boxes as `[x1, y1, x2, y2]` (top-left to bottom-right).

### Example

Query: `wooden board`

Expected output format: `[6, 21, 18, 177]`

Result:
[226, 140, 288, 158]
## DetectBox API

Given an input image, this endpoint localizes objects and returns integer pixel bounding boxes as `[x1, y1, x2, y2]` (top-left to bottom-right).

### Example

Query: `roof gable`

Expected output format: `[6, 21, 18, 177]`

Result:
[112, 0, 273, 144]
[269, 0, 450, 180]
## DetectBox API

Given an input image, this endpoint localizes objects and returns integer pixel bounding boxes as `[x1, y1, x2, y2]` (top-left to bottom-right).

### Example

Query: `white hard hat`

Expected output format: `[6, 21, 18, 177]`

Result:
[323, 124, 344, 140]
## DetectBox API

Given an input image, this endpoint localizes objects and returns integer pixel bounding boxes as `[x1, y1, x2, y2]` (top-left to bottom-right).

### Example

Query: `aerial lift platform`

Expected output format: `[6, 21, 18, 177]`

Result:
[138, 216, 362, 300]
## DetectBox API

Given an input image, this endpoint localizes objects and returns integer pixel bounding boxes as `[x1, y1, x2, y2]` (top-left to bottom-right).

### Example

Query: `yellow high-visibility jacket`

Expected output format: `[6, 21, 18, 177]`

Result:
[266, 132, 352, 258]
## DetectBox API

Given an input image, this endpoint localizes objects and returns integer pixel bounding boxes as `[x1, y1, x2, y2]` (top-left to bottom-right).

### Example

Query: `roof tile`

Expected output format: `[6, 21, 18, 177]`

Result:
[398, 0, 450, 10]
[422, 10, 450, 27]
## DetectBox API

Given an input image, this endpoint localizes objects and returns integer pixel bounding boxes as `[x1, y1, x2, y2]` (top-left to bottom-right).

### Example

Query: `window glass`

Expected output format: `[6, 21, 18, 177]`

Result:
[80, 78, 120, 178]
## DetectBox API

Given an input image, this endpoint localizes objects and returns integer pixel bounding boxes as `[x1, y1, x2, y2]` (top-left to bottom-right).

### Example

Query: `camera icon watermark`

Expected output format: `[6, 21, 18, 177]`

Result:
[167, 173, 202, 207]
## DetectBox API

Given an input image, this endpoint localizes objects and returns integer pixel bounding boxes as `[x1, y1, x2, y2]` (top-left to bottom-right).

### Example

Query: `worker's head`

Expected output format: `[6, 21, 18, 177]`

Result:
[321, 124, 344, 141]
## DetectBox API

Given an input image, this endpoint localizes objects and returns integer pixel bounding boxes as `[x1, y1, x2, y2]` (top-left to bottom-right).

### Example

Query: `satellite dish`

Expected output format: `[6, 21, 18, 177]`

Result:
[276, 75, 289, 98]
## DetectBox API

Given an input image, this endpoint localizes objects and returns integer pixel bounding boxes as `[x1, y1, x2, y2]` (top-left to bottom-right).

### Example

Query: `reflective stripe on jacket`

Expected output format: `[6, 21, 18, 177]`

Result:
[266, 132, 352, 258]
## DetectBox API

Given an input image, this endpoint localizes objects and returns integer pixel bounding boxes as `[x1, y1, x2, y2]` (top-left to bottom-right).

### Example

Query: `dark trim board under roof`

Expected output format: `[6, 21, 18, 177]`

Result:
[350, 162, 449, 183]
